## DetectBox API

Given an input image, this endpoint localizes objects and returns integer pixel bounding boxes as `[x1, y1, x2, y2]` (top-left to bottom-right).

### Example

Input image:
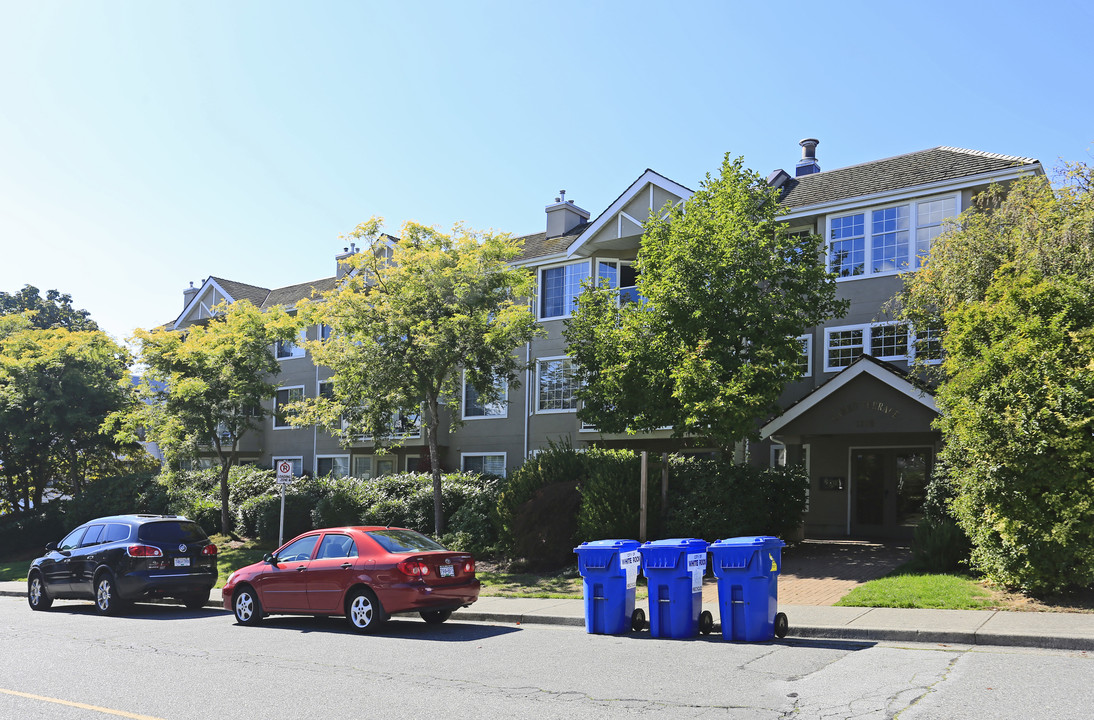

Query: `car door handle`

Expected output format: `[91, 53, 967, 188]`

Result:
[341, 563, 353, 570]
[295, 565, 307, 572]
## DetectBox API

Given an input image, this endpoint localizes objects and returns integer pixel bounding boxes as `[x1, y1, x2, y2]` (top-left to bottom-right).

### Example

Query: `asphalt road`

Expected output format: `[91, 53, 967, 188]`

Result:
[2, 596, 1091, 719]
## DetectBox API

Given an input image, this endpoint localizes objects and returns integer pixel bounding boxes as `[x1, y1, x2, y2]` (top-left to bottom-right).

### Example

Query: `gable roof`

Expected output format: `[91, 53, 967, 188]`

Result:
[778, 146, 1040, 211]
[760, 355, 937, 439]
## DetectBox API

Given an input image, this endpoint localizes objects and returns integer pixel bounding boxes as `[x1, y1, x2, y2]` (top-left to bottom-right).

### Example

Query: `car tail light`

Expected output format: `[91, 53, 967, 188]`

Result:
[202, 544, 218, 556]
[396, 559, 430, 577]
[464, 559, 475, 574]
[126, 545, 163, 558]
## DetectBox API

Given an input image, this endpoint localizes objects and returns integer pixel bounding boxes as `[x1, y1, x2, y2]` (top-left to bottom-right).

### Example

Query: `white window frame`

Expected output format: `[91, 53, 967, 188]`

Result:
[461, 452, 508, 477]
[797, 334, 813, 378]
[824, 321, 917, 371]
[826, 193, 960, 281]
[538, 259, 591, 320]
[352, 456, 372, 479]
[912, 325, 944, 366]
[275, 328, 307, 361]
[271, 456, 303, 477]
[273, 386, 305, 429]
[461, 371, 508, 420]
[595, 258, 642, 305]
[404, 454, 422, 472]
[374, 455, 396, 476]
[536, 355, 578, 414]
[315, 454, 350, 478]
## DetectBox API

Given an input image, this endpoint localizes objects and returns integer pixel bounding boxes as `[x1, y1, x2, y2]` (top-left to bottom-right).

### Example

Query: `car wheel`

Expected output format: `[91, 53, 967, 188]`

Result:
[419, 609, 453, 624]
[698, 610, 714, 635]
[774, 612, 789, 639]
[27, 573, 53, 611]
[346, 588, 385, 634]
[94, 572, 122, 616]
[631, 607, 646, 632]
[181, 593, 208, 611]
[233, 586, 263, 626]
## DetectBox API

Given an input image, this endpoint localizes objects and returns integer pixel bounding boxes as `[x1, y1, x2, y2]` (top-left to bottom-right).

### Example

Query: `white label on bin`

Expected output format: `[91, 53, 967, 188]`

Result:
[687, 552, 706, 591]
[620, 550, 641, 589]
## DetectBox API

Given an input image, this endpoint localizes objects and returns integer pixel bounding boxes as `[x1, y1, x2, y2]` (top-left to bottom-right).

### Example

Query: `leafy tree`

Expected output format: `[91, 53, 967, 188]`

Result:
[0, 285, 98, 331]
[292, 218, 541, 535]
[125, 300, 297, 533]
[896, 162, 1094, 593]
[565, 154, 846, 449]
[0, 314, 137, 515]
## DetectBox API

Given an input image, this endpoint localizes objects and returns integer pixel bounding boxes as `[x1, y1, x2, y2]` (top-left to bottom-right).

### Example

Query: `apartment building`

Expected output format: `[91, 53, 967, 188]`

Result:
[170, 140, 1042, 538]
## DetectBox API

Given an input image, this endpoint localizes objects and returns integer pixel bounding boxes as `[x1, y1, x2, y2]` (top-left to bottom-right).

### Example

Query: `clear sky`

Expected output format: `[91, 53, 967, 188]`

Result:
[2, 1, 1091, 344]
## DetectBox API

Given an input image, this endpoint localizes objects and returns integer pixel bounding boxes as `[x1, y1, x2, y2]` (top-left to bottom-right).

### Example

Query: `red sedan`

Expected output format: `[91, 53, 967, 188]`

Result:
[221, 526, 480, 633]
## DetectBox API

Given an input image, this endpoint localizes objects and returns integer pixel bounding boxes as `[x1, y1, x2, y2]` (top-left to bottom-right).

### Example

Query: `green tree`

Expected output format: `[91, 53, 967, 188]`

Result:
[0, 285, 98, 331]
[126, 300, 297, 533]
[897, 162, 1094, 592]
[565, 154, 846, 449]
[0, 314, 137, 515]
[292, 218, 541, 535]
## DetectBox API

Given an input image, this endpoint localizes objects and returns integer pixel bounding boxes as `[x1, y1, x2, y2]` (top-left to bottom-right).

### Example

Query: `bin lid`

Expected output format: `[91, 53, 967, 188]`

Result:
[574, 539, 640, 552]
[639, 538, 708, 551]
[710, 536, 785, 548]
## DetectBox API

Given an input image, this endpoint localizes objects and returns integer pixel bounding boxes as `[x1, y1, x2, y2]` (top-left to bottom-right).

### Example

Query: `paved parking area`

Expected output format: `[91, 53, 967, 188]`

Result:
[700, 539, 912, 606]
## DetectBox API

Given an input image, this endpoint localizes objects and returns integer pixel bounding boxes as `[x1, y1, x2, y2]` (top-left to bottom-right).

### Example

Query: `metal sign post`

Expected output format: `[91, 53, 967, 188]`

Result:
[275, 460, 293, 547]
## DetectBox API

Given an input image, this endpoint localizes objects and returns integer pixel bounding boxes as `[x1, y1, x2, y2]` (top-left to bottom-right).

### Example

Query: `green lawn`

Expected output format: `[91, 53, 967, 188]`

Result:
[0, 560, 29, 583]
[210, 535, 275, 589]
[835, 573, 999, 610]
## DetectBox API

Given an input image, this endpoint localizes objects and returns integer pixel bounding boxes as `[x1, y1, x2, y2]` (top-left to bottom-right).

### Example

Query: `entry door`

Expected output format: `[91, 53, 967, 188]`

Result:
[851, 448, 931, 537]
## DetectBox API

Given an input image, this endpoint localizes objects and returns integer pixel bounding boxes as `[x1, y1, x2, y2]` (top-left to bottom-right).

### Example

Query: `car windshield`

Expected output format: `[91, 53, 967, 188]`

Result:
[366, 529, 446, 553]
[137, 521, 208, 544]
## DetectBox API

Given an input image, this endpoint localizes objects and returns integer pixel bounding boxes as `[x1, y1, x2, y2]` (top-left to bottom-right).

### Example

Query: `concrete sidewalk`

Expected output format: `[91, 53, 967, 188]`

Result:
[3, 581, 1092, 651]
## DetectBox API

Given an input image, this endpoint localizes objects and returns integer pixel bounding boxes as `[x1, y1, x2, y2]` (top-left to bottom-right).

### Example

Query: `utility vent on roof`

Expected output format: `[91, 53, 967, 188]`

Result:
[795, 138, 821, 177]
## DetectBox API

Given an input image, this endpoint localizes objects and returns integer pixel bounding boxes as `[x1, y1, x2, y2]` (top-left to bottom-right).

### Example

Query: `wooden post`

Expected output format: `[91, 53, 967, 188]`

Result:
[640, 451, 648, 542]
[661, 451, 669, 528]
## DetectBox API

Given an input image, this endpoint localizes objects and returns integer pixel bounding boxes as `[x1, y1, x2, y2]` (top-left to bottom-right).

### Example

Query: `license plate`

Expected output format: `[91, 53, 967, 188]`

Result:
[439, 565, 455, 578]
[174, 557, 191, 567]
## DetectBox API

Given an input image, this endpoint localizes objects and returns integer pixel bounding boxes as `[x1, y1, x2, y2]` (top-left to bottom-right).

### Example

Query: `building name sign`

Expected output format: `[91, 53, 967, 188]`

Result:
[830, 399, 902, 425]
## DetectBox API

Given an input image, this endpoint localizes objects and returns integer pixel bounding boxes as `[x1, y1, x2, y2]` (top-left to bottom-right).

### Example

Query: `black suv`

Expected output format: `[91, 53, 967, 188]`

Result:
[27, 514, 218, 614]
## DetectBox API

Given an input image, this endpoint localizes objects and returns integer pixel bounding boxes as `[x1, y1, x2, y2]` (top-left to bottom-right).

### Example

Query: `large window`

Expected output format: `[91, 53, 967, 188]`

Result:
[274, 387, 304, 428]
[462, 453, 507, 477]
[827, 195, 958, 278]
[597, 260, 642, 304]
[316, 455, 349, 478]
[462, 372, 507, 419]
[824, 322, 938, 371]
[276, 328, 307, 360]
[537, 357, 578, 412]
[539, 261, 590, 319]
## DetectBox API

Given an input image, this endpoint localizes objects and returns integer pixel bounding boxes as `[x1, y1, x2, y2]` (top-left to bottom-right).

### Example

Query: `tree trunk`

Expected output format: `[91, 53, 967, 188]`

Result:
[427, 394, 443, 537]
[219, 458, 232, 535]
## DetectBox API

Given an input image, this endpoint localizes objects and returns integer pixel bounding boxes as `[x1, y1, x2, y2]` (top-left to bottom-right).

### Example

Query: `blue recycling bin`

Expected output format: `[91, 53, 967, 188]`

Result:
[710, 536, 787, 641]
[639, 538, 711, 638]
[574, 539, 643, 634]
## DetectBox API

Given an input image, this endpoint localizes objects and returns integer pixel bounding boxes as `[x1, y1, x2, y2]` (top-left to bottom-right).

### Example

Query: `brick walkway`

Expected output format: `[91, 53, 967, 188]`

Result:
[700, 539, 912, 606]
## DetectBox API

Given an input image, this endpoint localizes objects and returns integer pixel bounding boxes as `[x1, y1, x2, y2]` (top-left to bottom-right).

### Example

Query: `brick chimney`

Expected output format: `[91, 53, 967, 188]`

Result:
[545, 190, 590, 239]
[796, 138, 821, 177]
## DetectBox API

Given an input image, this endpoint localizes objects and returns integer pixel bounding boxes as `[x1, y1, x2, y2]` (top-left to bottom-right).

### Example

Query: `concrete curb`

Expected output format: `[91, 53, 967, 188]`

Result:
[5, 586, 1093, 652]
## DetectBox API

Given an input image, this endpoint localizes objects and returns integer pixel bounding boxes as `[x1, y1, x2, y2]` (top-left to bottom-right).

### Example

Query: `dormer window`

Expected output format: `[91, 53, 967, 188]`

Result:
[827, 194, 958, 278]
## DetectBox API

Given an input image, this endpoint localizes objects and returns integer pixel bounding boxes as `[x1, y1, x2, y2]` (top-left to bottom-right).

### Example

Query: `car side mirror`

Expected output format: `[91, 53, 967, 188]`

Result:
[264, 553, 278, 565]
[45, 541, 56, 552]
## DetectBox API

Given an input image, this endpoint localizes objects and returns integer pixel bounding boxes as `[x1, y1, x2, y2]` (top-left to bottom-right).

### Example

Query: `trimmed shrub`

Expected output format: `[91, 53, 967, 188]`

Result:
[662, 458, 807, 541]
[0, 505, 67, 554]
[64, 473, 165, 526]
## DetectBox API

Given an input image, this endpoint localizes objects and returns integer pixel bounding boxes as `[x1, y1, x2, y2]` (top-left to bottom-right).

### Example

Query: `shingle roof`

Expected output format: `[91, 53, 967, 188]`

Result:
[778, 147, 1040, 210]
[210, 277, 271, 307]
[261, 277, 338, 308]
[513, 229, 584, 263]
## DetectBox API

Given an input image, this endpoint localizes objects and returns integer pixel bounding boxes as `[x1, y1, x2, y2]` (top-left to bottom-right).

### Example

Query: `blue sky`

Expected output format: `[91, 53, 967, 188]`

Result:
[1, 1, 1091, 344]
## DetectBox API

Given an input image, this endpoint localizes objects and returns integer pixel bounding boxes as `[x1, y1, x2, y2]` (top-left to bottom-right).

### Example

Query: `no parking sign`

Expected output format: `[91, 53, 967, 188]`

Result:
[276, 460, 294, 484]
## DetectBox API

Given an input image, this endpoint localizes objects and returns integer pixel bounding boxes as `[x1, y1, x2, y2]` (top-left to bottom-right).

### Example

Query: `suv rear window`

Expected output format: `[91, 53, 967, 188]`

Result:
[366, 529, 445, 553]
[137, 521, 208, 544]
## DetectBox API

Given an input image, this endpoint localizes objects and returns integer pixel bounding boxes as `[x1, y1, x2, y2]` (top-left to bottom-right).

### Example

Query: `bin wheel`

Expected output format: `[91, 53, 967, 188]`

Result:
[774, 612, 789, 639]
[699, 610, 714, 636]
[631, 608, 646, 632]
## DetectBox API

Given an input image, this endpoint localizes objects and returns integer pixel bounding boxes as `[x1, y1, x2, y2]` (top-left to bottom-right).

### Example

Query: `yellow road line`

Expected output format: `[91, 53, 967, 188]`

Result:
[0, 688, 167, 720]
